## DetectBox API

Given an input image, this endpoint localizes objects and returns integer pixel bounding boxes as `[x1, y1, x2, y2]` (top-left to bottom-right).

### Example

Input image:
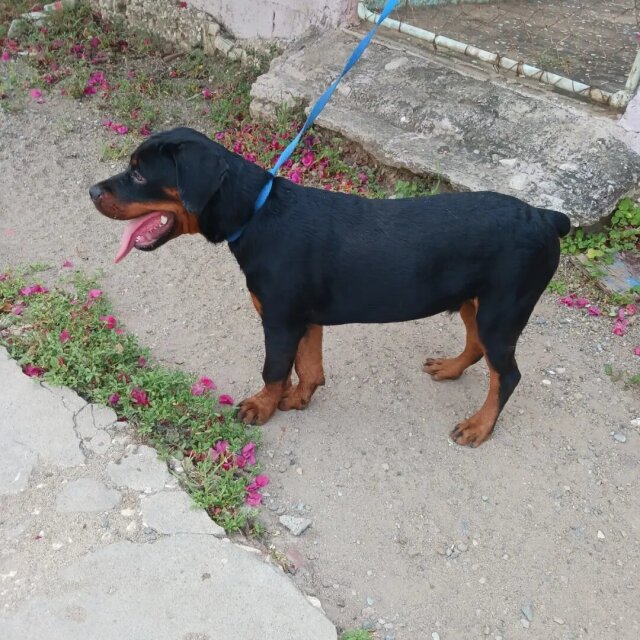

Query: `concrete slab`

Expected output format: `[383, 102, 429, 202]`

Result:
[56, 479, 121, 513]
[141, 491, 226, 537]
[0, 536, 337, 640]
[251, 28, 640, 225]
[0, 348, 84, 491]
[107, 445, 172, 492]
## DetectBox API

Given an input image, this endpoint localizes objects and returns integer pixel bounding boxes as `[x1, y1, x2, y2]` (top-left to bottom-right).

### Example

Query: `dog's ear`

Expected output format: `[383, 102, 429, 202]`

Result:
[173, 141, 228, 215]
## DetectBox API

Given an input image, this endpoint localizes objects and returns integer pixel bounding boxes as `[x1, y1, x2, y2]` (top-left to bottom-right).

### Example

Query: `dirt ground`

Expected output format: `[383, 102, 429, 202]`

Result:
[1, 96, 639, 640]
[391, 0, 638, 94]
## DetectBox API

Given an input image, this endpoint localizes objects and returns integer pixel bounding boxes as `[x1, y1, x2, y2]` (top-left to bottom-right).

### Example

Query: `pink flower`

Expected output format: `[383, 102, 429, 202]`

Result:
[214, 131, 225, 140]
[202, 87, 213, 99]
[29, 88, 44, 103]
[20, 284, 48, 296]
[88, 289, 102, 299]
[199, 376, 215, 390]
[137, 356, 147, 367]
[23, 364, 45, 378]
[301, 150, 315, 168]
[115, 124, 129, 135]
[218, 394, 234, 406]
[139, 124, 151, 136]
[244, 152, 257, 163]
[59, 329, 71, 343]
[233, 141, 243, 154]
[288, 168, 303, 184]
[613, 321, 627, 337]
[241, 442, 256, 466]
[626, 304, 637, 316]
[575, 297, 589, 309]
[587, 305, 601, 316]
[11, 303, 25, 316]
[357, 172, 369, 184]
[245, 492, 262, 506]
[131, 388, 150, 406]
[179, 1, 188, 7]
[1, 51, 11, 62]
[209, 440, 229, 461]
[90, 36, 101, 48]
[634, 346, 640, 356]
[108, 393, 120, 406]
[83, 85, 97, 96]
[559, 294, 577, 307]
[62, 260, 74, 268]
[100, 315, 117, 329]
[254, 474, 269, 488]
[0, 273, 8, 281]
[115, 328, 125, 335]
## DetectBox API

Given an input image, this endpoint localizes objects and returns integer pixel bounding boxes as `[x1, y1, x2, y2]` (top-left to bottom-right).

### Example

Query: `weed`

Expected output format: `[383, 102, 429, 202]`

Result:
[0, 269, 266, 535]
[562, 198, 640, 263]
[546, 279, 568, 295]
[341, 630, 373, 640]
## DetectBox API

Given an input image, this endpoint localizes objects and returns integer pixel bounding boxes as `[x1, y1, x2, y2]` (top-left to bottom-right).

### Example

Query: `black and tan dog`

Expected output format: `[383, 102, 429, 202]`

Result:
[90, 127, 570, 447]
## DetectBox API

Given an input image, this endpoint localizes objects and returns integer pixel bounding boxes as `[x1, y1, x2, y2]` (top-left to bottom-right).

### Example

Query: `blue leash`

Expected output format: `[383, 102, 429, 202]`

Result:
[227, 0, 399, 243]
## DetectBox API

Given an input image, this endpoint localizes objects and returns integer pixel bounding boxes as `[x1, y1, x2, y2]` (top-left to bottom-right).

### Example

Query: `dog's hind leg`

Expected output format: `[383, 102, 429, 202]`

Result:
[424, 299, 483, 380]
[238, 323, 305, 425]
[449, 293, 536, 447]
[279, 324, 325, 411]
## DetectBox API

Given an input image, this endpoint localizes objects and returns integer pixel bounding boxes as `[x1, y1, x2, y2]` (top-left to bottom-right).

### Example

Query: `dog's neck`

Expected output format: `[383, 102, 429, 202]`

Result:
[198, 153, 271, 244]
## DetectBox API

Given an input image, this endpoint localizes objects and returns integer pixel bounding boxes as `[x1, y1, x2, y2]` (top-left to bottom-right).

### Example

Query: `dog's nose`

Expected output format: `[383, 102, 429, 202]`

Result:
[89, 184, 104, 202]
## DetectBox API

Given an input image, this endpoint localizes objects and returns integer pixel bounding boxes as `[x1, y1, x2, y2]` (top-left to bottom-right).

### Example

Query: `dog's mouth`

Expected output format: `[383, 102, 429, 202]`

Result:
[115, 211, 176, 263]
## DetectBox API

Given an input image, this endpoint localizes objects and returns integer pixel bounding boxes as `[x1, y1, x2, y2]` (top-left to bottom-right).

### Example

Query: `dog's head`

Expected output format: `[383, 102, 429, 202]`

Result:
[90, 127, 230, 262]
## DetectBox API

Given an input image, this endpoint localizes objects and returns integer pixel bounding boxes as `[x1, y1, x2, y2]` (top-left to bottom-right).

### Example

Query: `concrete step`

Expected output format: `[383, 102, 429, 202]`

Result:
[251, 27, 640, 226]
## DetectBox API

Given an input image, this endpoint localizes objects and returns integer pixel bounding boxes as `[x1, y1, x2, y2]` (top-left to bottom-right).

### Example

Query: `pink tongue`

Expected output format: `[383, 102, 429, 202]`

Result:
[115, 212, 165, 264]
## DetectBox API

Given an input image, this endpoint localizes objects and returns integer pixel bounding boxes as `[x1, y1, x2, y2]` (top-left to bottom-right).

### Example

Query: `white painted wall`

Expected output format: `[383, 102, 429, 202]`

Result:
[189, 0, 358, 40]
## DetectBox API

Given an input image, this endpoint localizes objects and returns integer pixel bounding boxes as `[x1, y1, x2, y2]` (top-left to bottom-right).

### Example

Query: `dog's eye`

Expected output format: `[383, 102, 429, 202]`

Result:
[131, 170, 145, 184]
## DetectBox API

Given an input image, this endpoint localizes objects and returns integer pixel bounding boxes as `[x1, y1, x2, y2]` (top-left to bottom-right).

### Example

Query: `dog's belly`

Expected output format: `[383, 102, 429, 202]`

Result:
[309, 285, 469, 326]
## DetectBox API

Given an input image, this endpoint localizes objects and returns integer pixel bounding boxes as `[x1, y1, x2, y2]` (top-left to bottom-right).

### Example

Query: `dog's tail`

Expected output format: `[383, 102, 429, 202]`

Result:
[541, 208, 571, 238]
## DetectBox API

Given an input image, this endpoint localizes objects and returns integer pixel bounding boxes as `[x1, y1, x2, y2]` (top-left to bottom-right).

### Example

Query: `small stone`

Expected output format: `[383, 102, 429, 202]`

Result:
[521, 618, 530, 628]
[279, 515, 312, 536]
[499, 158, 517, 168]
[630, 418, 640, 428]
[456, 542, 468, 552]
[521, 603, 534, 621]
[553, 617, 565, 625]
[296, 467, 303, 475]
[385, 56, 409, 71]
[613, 432, 627, 443]
[381, 463, 390, 472]
[385, 635, 396, 640]
[126, 521, 137, 533]
[366, 596, 375, 606]
[432, 633, 441, 640]
[362, 620, 375, 630]
[542, 379, 551, 386]
[482, 495, 488, 502]
[597, 530, 606, 540]
[344, 461, 352, 469]
[120, 508, 135, 517]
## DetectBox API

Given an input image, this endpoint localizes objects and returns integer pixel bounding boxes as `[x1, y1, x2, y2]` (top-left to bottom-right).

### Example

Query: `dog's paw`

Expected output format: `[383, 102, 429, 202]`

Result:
[450, 416, 495, 447]
[278, 385, 311, 411]
[237, 385, 282, 425]
[423, 357, 465, 381]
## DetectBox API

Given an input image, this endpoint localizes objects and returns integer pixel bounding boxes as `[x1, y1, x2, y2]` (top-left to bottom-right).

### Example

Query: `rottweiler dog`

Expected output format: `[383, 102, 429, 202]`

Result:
[90, 127, 570, 447]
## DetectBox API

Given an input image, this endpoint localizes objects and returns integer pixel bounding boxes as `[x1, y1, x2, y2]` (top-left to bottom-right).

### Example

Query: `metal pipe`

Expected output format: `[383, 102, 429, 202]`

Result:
[357, 1, 621, 107]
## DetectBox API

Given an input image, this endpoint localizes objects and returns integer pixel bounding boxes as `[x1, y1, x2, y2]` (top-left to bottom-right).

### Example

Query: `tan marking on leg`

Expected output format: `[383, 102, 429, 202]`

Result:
[450, 357, 501, 447]
[250, 293, 263, 316]
[424, 299, 483, 380]
[238, 381, 286, 425]
[279, 325, 325, 411]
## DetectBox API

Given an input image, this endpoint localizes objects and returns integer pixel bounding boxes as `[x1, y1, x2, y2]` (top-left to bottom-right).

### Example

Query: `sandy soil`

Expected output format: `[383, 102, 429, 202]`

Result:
[1, 96, 639, 640]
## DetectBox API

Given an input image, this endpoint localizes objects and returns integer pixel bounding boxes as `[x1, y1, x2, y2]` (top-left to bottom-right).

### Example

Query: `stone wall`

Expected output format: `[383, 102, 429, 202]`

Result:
[92, 0, 242, 61]
[92, 0, 357, 54]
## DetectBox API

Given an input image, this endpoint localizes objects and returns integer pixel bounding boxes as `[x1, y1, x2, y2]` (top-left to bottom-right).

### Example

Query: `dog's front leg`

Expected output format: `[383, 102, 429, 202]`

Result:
[237, 323, 305, 425]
